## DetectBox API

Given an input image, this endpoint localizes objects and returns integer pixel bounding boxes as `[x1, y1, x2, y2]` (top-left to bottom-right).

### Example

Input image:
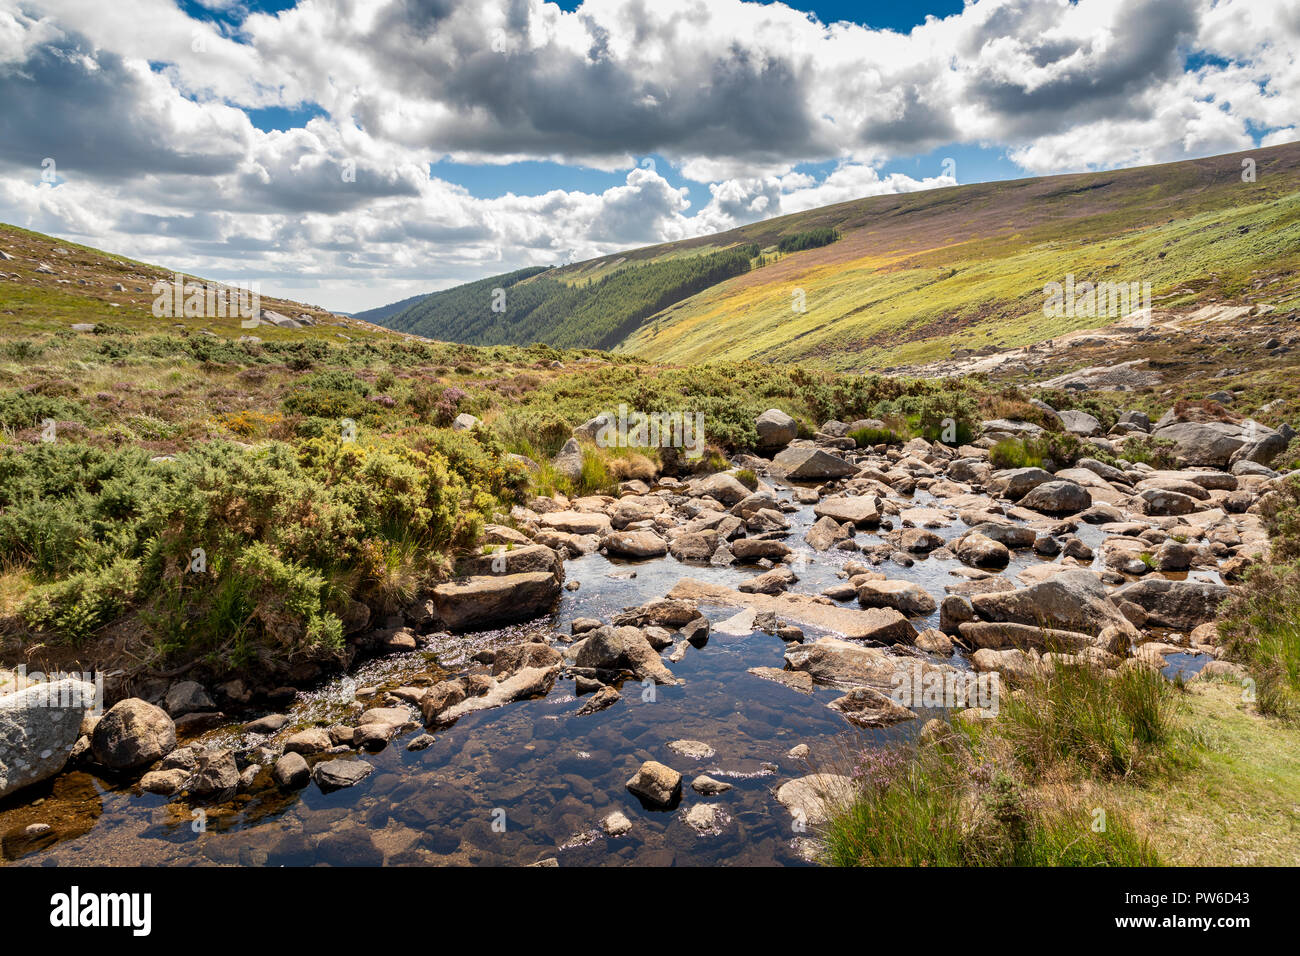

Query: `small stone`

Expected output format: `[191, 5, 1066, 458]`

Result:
[626, 760, 682, 807]
[691, 774, 733, 795]
[272, 752, 311, 789]
[602, 810, 633, 836]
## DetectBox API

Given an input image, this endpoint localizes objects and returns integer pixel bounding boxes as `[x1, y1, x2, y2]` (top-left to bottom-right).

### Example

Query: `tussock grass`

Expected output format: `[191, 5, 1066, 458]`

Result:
[821, 658, 1192, 867]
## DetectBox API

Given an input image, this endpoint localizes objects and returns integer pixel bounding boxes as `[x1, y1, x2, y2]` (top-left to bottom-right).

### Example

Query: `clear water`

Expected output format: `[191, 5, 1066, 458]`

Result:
[0, 485, 1207, 866]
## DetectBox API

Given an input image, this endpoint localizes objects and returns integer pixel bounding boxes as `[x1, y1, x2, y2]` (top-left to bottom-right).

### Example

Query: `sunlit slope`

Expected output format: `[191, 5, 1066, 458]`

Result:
[618, 142, 1300, 369]
[0, 223, 396, 343]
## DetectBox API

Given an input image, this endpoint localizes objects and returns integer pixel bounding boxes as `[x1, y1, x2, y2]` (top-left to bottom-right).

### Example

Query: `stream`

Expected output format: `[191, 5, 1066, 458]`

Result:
[0, 485, 1217, 866]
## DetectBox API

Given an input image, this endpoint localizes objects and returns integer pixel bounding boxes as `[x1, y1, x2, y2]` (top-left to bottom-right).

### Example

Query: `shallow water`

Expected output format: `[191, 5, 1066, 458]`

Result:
[0, 484, 1205, 866]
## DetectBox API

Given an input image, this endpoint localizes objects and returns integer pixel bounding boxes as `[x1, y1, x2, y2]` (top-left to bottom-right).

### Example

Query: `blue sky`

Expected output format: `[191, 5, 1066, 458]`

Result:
[1, 0, 1295, 312]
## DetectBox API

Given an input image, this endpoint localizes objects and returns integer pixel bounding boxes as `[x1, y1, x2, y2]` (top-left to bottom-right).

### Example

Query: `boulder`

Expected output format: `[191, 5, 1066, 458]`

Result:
[466, 543, 564, 580]
[755, 408, 798, 449]
[1018, 480, 1092, 515]
[189, 749, 240, 799]
[730, 537, 792, 562]
[771, 446, 857, 480]
[784, 637, 958, 691]
[1132, 488, 1198, 516]
[970, 569, 1130, 636]
[0, 679, 97, 799]
[668, 530, 719, 562]
[91, 698, 177, 772]
[284, 728, 332, 755]
[691, 472, 751, 506]
[668, 579, 917, 644]
[439, 666, 561, 722]
[272, 752, 311, 789]
[574, 625, 677, 684]
[604, 530, 669, 559]
[537, 510, 613, 535]
[899, 528, 944, 553]
[1151, 419, 1279, 468]
[163, 681, 215, 717]
[813, 495, 880, 527]
[774, 774, 856, 827]
[1059, 410, 1102, 436]
[989, 467, 1053, 499]
[827, 687, 917, 727]
[856, 579, 937, 617]
[1111, 578, 1230, 630]
[311, 758, 374, 792]
[806, 515, 851, 551]
[738, 565, 797, 595]
[431, 571, 561, 631]
[953, 532, 1010, 569]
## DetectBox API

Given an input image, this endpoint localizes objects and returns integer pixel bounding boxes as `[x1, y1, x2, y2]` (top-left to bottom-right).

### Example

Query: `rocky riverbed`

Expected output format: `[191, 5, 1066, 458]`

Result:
[0, 400, 1277, 866]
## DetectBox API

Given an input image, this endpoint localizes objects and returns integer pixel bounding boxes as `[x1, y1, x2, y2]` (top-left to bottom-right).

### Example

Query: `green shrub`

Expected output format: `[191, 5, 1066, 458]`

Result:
[849, 426, 900, 448]
[21, 557, 141, 644]
[990, 438, 1042, 470]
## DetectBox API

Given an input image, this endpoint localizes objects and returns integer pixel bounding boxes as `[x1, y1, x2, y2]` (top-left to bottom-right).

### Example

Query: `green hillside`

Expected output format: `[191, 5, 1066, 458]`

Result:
[377, 142, 1300, 369]
[388, 246, 761, 350]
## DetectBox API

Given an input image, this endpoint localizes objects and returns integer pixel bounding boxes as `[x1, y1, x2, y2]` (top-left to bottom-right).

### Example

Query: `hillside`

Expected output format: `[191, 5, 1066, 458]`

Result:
[0, 223, 394, 344]
[377, 142, 1300, 369]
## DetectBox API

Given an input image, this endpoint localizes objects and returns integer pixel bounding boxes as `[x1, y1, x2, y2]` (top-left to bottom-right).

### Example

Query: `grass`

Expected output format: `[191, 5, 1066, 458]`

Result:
[1217, 560, 1300, 719]
[821, 734, 1161, 866]
[1090, 680, 1300, 866]
[821, 659, 1190, 866]
[616, 148, 1300, 369]
[998, 658, 1188, 780]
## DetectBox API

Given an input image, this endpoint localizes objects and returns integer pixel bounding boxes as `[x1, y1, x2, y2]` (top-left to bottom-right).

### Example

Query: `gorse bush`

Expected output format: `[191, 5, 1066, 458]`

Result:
[3, 429, 513, 667]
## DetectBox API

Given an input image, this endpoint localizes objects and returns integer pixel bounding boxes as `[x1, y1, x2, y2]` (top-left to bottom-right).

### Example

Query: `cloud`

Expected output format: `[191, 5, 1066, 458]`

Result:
[0, 0, 1296, 313]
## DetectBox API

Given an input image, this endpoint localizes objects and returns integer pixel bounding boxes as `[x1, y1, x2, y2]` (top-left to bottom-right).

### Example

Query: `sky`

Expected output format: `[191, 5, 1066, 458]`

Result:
[0, 0, 1297, 314]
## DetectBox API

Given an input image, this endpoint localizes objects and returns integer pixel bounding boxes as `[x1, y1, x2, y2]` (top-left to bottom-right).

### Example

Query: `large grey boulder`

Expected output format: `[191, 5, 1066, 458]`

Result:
[574, 625, 677, 685]
[784, 637, 959, 692]
[953, 531, 1010, 569]
[1018, 480, 1092, 515]
[755, 408, 798, 449]
[551, 438, 584, 480]
[0, 679, 97, 799]
[626, 760, 682, 807]
[988, 467, 1053, 500]
[771, 446, 857, 480]
[91, 698, 177, 772]
[1151, 419, 1284, 468]
[1059, 410, 1102, 436]
[775, 774, 856, 827]
[813, 495, 880, 527]
[1111, 578, 1230, 630]
[690, 472, 751, 506]
[971, 569, 1130, 636]
[604, 530, 669, 559]
[466, 543, 564, 580]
